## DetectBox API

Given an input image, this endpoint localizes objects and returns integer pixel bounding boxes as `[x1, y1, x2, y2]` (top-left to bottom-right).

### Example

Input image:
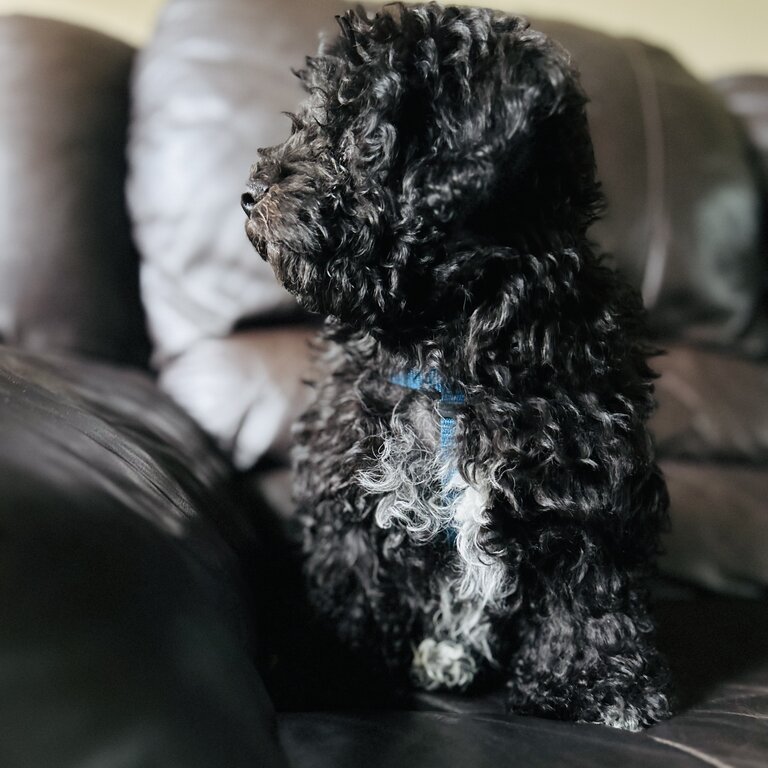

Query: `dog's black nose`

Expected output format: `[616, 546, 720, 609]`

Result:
[241, 179, 269, 216]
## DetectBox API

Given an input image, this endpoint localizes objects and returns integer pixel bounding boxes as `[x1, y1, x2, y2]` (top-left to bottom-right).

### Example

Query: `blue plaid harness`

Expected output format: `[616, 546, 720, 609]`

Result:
[389, 370, 466, 541]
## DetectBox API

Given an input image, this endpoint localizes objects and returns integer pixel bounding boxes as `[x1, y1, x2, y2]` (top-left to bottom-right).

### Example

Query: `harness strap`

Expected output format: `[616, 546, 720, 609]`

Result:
[389, 369, 465, 495]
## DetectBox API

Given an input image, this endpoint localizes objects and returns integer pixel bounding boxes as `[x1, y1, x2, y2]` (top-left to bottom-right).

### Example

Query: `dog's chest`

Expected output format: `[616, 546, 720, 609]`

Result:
[358, 392, 472, 542]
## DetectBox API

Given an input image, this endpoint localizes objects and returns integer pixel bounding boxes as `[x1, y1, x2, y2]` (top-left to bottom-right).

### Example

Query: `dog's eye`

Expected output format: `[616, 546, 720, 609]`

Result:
[276, 162, 295, 181]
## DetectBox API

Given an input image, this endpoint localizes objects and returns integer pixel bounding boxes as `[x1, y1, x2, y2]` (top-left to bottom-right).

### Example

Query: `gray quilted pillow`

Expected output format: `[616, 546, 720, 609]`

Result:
[127, 0, 350, 365]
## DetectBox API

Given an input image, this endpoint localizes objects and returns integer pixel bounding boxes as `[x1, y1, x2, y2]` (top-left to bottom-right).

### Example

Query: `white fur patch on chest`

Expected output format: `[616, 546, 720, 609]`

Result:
[357, 418, 456, 539]
[358, 418, 514, 690]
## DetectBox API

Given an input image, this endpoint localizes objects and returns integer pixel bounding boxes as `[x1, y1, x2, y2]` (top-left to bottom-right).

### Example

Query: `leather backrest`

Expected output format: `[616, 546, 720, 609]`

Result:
[0, 16, 149, 366]
[534, 19, 768, 355]
[714, 74, 768, 182]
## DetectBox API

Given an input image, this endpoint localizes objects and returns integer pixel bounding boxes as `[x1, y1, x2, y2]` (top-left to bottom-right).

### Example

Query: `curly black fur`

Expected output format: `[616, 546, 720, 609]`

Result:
[244, 3, 672, 730]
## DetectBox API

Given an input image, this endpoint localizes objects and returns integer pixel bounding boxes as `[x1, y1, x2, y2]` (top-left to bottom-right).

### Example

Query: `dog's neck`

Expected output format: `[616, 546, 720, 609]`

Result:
[324, 319, 490, 387]
[389, 369, 464, 406]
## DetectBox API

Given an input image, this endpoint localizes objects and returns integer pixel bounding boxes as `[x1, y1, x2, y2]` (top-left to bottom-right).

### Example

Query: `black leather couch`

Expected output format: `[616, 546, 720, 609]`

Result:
[1, 2, 768, 766]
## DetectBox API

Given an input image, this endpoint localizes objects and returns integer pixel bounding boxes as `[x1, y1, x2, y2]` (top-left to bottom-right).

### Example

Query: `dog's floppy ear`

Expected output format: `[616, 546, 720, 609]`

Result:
[301, 4, 600, 239]
[297, 6, 379, 89]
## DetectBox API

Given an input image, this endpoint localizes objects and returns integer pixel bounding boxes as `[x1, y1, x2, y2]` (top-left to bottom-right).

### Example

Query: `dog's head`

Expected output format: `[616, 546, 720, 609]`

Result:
[243, 3, 601, 344]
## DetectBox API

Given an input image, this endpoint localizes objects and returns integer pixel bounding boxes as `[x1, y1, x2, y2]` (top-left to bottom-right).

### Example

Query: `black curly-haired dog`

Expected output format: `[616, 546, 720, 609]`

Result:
[243, 3, 671, 730]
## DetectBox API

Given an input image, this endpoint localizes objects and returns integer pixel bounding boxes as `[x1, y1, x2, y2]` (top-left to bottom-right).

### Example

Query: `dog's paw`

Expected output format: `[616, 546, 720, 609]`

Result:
[411, 638, 478, 691]
[506, 670, 672, 730]
[585, 692, 671, 732]
[588, 684, 672, 731]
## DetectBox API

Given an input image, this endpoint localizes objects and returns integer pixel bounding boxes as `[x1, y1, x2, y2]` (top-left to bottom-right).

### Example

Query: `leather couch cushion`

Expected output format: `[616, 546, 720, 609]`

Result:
[659, 461, 768, 595]
[652, 344, 768, 461]
[0, 17, 149, 366]
[0, 345, 288, 767]
[277, 599, 768, 767]
[649, 344, 768, 594]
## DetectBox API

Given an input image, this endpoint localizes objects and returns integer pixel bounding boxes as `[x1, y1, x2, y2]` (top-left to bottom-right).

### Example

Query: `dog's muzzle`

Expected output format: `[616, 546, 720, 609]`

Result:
[242, 179, 271, 261]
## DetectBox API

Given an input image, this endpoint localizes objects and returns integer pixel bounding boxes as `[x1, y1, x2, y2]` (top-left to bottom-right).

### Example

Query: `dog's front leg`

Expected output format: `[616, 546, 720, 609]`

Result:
[503, 513, 672, 730]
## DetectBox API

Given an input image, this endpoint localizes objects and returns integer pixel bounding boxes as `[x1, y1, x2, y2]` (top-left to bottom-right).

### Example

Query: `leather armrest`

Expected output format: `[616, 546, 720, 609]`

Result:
[0, 345, 288, 767]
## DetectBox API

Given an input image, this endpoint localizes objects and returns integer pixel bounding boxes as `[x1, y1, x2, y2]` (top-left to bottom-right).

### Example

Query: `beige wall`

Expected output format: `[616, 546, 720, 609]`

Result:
[0, 0, 162, 44]
[0, 0, 766, 79]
